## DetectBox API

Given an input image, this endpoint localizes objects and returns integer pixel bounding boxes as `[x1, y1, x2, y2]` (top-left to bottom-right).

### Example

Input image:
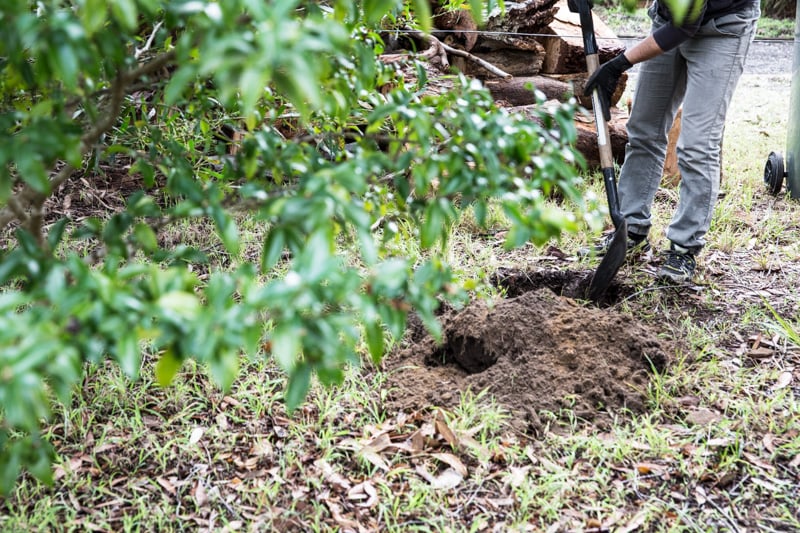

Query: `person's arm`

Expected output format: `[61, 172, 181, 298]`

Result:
[622, 34, 665, 65]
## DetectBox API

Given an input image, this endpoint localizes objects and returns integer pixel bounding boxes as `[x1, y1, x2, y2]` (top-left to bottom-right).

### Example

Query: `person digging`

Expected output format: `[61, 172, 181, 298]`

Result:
[581, 0, 760, 283]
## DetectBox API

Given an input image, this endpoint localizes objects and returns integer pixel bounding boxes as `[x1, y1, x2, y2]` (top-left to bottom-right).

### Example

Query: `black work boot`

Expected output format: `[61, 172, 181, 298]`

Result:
[657, 243, 697, 283]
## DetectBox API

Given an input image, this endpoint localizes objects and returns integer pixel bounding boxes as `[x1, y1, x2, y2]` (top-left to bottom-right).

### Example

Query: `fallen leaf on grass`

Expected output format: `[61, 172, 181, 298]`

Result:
[747, 347, 775, 359]
[686, 408, 722, 426]
[192, 480, 208, 507]
[743, 451, 776, 472]
[157, 476, 176, 495]
[315, 459, 352, 491]
[324, 499, 360, 532]
[434, 412, 459, 448]
[762, 433, 776, 453]
[617, 510, 648, 533]
[505, 465, 531, 488]
[694, 485, 708, 505]
[772, 371, 793, 390]
[415, 465, 463, 490]
[189, 427, 205, 445]
[431, 453, 468, 477]
[707, 437, 735, 447]
[347, 481, 379, 508]
[635, 462, 666, 475]
[483, 497, 515, 509]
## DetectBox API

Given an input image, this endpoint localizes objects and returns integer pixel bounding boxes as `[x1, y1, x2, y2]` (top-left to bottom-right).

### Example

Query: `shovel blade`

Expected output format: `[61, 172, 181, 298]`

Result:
[587, 221, 628, 302]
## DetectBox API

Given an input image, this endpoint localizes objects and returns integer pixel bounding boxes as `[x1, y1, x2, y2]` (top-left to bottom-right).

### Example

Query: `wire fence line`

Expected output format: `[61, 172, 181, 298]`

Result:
[387, 28, 794, 43]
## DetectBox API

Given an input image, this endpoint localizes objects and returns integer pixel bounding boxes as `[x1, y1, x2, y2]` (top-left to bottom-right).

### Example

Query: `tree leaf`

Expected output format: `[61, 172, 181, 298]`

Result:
[115, 331, 141, 379]
[155, 349, 183, 387]
[410, 0, 432, 32]
[364, 320, 385, 364]
[110, 0, 138, 31]
[261, 227, 286, 273]
[285, 362, 311, 413]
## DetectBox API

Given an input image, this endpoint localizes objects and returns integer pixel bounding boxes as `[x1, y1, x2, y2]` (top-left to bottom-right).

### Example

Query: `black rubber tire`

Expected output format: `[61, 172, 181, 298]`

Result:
[764, 151, 785, 195]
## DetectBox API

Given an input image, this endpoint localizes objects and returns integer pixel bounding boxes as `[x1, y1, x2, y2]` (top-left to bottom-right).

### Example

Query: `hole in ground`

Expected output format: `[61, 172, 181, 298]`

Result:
[491, 267, 636, 305]
[425, 334, 497, 374]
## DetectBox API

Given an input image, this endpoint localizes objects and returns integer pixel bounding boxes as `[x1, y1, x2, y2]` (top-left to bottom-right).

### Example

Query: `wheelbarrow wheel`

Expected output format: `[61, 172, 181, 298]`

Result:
[764, 151, 785, 195]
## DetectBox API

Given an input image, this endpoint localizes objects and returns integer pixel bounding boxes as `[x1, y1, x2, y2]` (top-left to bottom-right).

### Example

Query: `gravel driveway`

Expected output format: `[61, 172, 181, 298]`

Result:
[620, 38, 795, 75]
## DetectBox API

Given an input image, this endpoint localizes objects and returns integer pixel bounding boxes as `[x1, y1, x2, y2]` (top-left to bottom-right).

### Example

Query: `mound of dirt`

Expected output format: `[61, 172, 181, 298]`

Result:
[384, 285, 671, 433]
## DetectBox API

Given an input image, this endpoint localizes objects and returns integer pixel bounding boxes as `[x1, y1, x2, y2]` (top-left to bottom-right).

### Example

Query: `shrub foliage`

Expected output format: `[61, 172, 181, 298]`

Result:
[0, 0, 596, 492]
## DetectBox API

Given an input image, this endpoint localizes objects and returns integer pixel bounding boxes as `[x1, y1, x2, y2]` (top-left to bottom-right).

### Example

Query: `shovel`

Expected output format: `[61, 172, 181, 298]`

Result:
[569, 0, 628, 302]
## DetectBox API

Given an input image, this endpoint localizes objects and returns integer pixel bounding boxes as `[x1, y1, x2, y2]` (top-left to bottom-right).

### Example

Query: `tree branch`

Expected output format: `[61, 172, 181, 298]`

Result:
[0, 50, 178, 236]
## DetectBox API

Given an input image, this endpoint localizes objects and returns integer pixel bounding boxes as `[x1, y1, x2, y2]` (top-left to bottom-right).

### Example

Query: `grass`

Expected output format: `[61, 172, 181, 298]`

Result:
[3, 35, 800, 533]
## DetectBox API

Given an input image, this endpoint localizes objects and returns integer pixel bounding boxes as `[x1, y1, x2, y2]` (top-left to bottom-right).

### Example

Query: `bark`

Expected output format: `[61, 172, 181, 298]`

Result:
[484, 0, 561, 34]
[460, 45, 546, 78]
[510, 103, 629, 168]
[485, 72, 627, 109]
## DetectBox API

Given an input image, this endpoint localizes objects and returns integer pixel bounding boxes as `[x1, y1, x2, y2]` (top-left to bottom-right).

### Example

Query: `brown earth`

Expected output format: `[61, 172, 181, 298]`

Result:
[384, 271, 673, 434]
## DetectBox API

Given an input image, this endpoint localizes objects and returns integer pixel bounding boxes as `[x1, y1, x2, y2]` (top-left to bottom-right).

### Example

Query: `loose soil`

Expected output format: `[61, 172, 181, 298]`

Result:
[385, 270, 672, 433]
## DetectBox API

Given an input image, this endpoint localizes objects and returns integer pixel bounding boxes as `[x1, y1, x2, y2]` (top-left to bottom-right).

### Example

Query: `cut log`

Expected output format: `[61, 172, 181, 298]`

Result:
[486, 75, 576, 105]
[510, 103, 629, 168]
[540, 0, 627, 75]
[460, 45, 545, 78]
[573, 109, 629, 167]
[485, 72, 627, 109]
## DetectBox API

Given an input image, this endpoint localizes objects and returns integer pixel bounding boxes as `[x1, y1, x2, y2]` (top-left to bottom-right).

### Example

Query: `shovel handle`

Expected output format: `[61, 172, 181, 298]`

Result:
[577, 2, 623, 228]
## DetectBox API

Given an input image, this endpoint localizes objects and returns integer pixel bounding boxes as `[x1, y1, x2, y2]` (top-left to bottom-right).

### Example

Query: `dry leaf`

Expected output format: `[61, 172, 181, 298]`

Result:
[415, 465, 463, 490]
[747, 347, 775, 359]
[193, 481, 208, 507]
[189, 427, 205, 445]
[324, 499, 360, 531]
[694, 485, 707, 505]
[365, 432, 393, 453]
[431, 453, 468, 477]
[762, 433, 776, 453]
[772, 371, 793, 390]
[434, 413, 459, 448]
[408, 429, 425, 453]
[360, 449, 390, 471]
[743, 452, 775, 472]
[251, 438, 273, 458]
[617, 510, 648, 533]
[315, 459, 352, 491]
[484, 497, 514, 509]
[348, 481, 379, 508]
[506, 465, 531, 488]
[635, 462, 665, 475]
[686, 408, 722, 426]
[707, 437, 734, 447]
[157, 476, 176, 495]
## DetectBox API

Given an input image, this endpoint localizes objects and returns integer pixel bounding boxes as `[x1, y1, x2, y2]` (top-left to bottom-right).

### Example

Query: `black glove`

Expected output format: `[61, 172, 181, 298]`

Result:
[584, 53, 633, 121]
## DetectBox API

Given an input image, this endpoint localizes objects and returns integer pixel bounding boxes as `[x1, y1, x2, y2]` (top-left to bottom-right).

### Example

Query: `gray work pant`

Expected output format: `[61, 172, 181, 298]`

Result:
[619, 3, 760, 252]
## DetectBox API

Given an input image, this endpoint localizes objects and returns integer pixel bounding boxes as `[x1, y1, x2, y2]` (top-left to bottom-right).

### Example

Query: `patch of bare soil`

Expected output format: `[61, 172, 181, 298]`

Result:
[385, 272, 672, 434]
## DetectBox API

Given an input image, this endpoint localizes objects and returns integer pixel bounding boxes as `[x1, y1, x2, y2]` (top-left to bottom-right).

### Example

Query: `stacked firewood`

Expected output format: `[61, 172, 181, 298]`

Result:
[430, 0, 632, 167]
